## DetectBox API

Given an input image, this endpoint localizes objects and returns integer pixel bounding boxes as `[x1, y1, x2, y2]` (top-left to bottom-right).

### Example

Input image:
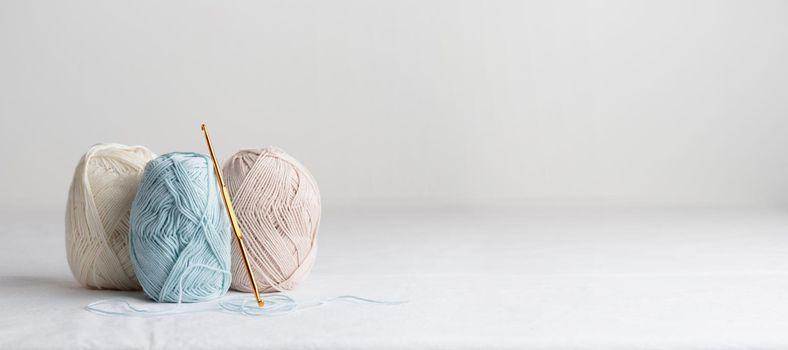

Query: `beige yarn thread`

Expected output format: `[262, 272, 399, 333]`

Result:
[223, 147, 321, 292]
[66, 143, 155, 290]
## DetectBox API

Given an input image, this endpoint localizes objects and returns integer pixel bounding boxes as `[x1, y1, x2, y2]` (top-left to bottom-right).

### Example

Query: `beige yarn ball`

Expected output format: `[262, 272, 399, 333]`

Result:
[65, 143, 155, 290]
[223, 147, 321, 292]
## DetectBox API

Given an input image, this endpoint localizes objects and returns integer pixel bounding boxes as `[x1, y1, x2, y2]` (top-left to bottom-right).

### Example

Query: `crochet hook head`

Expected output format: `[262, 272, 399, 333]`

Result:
[201, 123, 265, 308]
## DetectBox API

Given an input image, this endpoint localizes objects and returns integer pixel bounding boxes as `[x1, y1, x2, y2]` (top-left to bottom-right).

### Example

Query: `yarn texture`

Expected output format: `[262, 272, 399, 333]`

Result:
[223, 147, 321, 292]
[129, 152, 231, 303]
[66, 143, 155, 290]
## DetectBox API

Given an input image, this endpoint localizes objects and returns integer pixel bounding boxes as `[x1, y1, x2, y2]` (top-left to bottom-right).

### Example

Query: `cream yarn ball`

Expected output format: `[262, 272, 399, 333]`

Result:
[65, 143, 155, 290]
[223, 147, 321, 292]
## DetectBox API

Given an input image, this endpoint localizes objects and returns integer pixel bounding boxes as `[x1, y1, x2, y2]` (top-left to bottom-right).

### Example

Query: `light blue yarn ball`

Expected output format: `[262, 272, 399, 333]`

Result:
[129, 152, 231, 303]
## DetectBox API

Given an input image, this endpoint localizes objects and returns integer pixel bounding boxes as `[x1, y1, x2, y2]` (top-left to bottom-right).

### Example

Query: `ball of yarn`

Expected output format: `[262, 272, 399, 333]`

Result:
[66, 143, 156, 290]
[129, 152, 231, 303]
[224, 147, 321, 292]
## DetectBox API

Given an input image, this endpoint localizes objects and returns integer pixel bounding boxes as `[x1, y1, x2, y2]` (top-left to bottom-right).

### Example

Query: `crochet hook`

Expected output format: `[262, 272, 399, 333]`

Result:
[201, 123, 265, 308]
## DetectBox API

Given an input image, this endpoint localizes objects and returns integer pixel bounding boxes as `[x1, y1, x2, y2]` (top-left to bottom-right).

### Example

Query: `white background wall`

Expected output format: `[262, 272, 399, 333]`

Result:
[1, 0, 788, 212]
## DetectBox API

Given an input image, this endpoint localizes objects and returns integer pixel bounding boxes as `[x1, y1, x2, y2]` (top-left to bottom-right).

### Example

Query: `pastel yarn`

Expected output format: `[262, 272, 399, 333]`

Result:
[129, 152, 231, 303]
[223, 147, 321, 292]
[66, 143, 155, 290]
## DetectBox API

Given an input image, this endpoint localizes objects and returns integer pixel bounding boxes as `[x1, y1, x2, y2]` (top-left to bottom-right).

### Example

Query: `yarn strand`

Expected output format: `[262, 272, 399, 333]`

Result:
[85, 294, 406, 318]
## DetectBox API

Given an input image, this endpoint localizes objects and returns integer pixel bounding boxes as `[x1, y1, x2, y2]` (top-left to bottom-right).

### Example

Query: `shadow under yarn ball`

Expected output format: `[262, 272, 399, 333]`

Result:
[66, 144, 156, 290]
[129, 152, 231, 303]
[223, 147, 321, 292]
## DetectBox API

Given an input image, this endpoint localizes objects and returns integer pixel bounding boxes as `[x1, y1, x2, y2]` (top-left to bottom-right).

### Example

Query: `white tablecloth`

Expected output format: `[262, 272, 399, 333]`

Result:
[2, 208, 788, 349]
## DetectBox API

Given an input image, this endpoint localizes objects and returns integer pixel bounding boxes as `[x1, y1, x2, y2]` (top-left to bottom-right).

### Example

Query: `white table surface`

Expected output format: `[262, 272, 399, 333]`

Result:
[2, 207, 788, 349]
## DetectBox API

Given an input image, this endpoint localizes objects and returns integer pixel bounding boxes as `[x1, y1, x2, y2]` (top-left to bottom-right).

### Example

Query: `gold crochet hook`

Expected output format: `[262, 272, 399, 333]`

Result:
[201, 123, 265, 308]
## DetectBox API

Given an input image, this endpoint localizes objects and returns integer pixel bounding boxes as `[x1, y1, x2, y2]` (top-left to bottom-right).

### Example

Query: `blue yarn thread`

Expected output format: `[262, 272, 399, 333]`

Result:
[85, 294, 406, 317]
[129, 152, 231, 303]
